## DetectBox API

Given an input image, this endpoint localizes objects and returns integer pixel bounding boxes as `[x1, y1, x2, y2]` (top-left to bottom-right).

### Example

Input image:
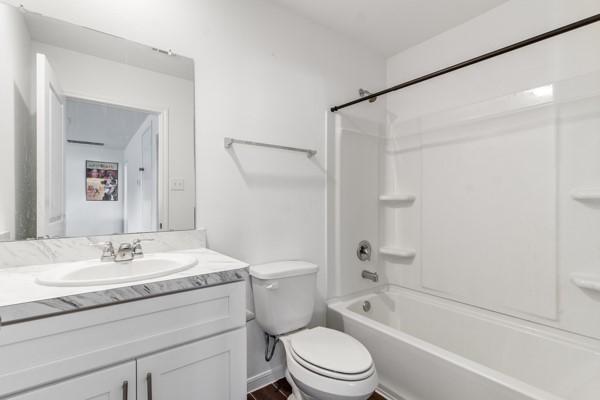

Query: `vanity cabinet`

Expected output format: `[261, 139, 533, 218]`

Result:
[0, 281, 246, 400]
[137, 329, 245, 400]
[7, 329, 245, 400]
[7, 362, 135, 400]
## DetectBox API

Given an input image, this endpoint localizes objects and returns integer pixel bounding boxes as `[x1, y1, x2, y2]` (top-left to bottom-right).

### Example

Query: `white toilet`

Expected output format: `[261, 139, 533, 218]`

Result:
[250, 261, 378, 400]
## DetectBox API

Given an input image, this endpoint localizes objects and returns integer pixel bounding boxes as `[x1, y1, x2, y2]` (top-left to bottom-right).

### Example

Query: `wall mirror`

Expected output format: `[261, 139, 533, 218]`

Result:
[0, 3, 196, 241]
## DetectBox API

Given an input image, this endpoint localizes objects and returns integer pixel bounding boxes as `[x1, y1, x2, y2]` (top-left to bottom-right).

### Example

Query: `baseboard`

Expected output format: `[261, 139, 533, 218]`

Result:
[247, 365, 285, 393]
[376, 383, 405, 400]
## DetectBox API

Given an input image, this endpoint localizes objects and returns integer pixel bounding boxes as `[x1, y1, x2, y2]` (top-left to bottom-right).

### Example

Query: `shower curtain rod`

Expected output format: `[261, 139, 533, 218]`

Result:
[330, 13, 600, 112]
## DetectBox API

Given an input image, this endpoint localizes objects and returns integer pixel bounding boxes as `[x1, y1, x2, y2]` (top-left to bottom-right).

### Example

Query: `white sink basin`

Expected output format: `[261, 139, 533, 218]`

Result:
[36, 253, 198, 287]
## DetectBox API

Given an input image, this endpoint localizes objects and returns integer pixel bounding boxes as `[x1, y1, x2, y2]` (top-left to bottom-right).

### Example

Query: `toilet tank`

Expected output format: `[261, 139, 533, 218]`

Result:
[250, 261, 318, 336]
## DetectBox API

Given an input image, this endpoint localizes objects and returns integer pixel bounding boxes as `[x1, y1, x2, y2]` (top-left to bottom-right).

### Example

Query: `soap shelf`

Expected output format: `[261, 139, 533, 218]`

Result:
[571, 189, 600, 202]
[379, 247, 416, 258]
[571, 274, 600, 292]
[379, 194, 416, 203]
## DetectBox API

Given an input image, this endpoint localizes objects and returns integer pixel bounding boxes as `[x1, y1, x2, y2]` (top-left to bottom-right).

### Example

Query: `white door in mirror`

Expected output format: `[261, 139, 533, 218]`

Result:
[36, 53, 66, 239]
[35, 253, 197, 287]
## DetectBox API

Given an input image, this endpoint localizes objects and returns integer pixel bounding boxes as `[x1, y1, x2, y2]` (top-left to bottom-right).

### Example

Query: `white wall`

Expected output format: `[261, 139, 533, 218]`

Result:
[0, 3, 34, 241]
[379, 0, 600, 339]
[8, 0, 386, 386]
[31, 41, 195, 232]
[65, 143, 124, 237]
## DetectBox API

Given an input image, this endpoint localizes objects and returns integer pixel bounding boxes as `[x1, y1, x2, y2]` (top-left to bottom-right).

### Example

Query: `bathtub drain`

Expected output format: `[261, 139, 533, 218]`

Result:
[362, 300, 371, 312]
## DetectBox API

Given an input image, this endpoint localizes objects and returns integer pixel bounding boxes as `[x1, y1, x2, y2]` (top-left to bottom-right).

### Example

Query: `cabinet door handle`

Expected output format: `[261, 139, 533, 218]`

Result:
[122, 380, 128, 400]
[146, 373, 153, 400]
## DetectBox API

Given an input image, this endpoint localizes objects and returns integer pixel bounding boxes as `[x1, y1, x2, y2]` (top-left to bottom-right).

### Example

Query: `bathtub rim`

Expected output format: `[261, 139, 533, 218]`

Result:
[329, 285, 600, 352]
[328, 285, 600, 400]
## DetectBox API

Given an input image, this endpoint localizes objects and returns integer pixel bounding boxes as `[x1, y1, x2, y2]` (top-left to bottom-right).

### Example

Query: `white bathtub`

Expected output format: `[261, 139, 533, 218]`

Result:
[327, 286, 600, 400]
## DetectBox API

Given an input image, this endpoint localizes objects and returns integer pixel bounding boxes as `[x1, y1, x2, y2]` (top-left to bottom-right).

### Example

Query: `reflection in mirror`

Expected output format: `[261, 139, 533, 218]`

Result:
[0, 3, 196, 241]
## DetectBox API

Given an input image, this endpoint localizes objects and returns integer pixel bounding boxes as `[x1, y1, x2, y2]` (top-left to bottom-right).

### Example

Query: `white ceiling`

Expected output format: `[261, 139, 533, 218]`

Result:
[66, 98, 154, 149]
[267, 0, 508, 56]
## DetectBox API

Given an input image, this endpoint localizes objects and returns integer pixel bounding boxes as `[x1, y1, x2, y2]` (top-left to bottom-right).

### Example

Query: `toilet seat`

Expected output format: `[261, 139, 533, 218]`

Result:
[289, 327, 375, 381]
[289, 327, 374, 381]
[291, 349, 376, 381]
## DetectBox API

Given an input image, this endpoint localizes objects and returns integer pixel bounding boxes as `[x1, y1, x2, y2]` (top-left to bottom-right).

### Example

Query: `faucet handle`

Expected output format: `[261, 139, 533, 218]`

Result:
[132, 238, 154, 258]
[90, 241, 115, 261]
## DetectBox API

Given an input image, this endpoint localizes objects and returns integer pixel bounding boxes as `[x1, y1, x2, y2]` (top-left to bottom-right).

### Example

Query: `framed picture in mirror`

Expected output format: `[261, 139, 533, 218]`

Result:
[85, 161, 119, 202]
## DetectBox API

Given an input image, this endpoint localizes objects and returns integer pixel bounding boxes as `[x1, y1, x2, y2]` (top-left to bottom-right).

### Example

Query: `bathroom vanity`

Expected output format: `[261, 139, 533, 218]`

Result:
[0, 3, 249, 397]
[0, 247, 248, 400]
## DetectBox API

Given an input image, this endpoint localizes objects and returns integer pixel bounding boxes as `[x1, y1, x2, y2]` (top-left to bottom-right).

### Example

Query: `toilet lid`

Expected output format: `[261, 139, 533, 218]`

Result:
[290, 327, 373, 375]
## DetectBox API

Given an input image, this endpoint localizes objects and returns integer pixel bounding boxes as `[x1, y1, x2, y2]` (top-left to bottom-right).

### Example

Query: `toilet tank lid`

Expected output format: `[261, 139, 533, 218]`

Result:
[250, 261, 318, 280]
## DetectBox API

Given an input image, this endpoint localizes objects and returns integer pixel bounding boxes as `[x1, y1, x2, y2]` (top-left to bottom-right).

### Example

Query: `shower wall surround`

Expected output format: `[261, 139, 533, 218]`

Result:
[379, 0, 600, 339]
[330, 0, 600, 343]
[328, 111, 383, 298]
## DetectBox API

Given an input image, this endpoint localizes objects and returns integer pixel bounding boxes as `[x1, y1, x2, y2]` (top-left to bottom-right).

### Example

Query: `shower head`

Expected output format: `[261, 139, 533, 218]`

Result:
[359, 88, 377, 103]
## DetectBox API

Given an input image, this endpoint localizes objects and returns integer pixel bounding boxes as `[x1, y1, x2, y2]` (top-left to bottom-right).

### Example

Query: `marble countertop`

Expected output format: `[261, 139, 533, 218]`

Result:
[0, 248, 248, 326]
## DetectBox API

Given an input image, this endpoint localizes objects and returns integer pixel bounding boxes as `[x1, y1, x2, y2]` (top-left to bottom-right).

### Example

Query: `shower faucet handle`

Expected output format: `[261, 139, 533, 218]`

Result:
[357, 240, 372, 261]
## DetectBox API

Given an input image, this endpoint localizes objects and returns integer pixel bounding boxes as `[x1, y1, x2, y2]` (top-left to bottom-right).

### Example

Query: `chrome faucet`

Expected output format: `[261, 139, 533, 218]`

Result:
[361, 270, 379, 282]
[92, 238, 153, 262]
[115, 242, 135, 262]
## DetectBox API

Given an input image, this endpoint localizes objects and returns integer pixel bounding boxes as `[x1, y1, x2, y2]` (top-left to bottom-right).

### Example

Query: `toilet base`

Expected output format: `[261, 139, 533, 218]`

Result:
[285, 369, 307, 400]
[285, 369, 322, 400]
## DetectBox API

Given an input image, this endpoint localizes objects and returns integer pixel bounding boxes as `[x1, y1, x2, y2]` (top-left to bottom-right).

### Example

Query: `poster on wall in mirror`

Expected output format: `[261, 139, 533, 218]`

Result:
[86, 160, 119, 201]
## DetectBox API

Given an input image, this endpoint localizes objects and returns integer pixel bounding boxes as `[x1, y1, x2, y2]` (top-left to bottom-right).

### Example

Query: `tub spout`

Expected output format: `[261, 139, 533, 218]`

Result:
[362, 270, 379, 282]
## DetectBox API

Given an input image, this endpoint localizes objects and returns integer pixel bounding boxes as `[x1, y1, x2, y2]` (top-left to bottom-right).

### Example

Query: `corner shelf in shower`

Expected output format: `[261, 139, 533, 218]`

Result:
[571, 274, 600, 293]
[379, 194, 416, 203]
[571, 189, 600, 202]
[379, 246, 416, 258]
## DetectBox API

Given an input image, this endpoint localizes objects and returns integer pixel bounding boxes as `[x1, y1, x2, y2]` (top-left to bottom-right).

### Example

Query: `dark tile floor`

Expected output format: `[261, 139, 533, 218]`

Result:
[248, 378, 385, 400]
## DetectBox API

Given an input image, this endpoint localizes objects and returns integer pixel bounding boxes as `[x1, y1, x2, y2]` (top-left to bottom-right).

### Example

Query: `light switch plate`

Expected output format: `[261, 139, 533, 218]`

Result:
[170, 178, 185, 191]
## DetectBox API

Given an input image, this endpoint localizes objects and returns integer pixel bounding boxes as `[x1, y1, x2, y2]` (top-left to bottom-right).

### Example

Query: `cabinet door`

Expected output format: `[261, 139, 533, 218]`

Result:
[137, 328, 246, 400]
[7, 361, 135, 400]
